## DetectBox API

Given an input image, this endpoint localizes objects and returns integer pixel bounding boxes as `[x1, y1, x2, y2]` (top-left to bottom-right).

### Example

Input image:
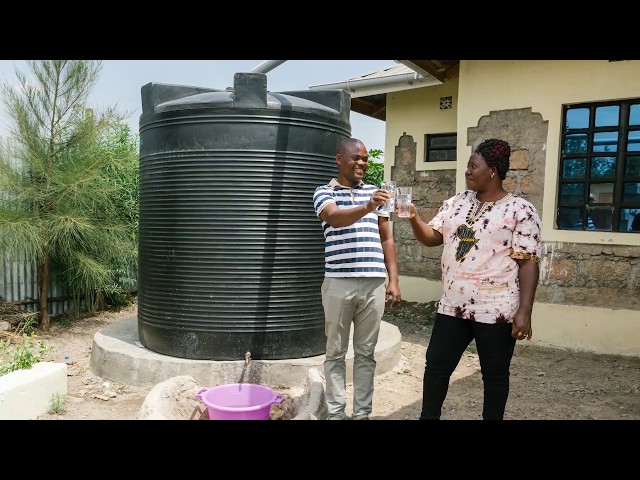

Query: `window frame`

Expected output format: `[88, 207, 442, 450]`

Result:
[556, 98, 640, 233]
[424, 133, 457, 163]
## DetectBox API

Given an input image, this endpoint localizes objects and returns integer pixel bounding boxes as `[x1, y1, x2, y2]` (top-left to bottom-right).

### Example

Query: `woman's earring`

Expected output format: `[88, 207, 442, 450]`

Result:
[491, 173, 495, 179]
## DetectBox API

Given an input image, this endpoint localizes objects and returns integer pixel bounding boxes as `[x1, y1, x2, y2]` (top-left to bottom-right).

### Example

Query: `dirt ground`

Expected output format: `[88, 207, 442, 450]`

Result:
[33, 301, 640, 420]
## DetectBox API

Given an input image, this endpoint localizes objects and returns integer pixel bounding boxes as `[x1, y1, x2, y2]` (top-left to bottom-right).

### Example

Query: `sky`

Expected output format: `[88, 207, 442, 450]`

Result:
[0, 60, 393, 155]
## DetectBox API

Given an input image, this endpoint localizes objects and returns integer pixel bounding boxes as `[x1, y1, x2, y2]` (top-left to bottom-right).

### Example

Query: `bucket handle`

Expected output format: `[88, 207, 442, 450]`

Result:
[194, 387, 208, 400]
[194, 387, 284, 405]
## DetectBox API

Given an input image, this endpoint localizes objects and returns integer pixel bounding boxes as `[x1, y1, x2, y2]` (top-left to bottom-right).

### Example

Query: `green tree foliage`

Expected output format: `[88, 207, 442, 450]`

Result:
[54, 122, 139, 314]
[364, 148, 384, 187]
[0, 60, 138, 330]
[97, 123, 139, 303]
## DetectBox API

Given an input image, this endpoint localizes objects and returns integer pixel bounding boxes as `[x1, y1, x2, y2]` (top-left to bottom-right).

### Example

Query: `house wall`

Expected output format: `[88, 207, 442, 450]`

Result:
[385, 79, 458, 179]
[385, 60, 640, 356]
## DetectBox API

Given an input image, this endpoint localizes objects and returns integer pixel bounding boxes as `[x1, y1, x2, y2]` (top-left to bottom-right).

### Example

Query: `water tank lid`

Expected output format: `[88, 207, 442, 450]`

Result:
[156, 91, 341, 116]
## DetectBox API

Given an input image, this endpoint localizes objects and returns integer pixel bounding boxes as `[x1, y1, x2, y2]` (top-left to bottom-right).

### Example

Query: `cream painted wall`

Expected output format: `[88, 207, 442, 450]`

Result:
[384, 80, 458, 179]
[456, 60, 640, 247]
[398, 276, 442, 303]
[533, 304, 640, 357]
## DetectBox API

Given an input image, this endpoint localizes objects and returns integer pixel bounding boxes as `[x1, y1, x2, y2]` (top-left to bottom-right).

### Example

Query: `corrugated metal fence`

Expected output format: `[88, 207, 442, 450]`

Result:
[1, 254, 75, 316]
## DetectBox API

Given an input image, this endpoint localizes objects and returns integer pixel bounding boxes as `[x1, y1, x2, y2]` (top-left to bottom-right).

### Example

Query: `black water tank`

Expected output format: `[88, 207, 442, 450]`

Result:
[137, 72, 351, 360]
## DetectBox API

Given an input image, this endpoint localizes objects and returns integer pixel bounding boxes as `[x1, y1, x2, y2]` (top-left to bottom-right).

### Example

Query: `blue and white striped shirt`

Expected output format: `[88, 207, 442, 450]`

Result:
[313, 179, 389, 278]
[574, 217, 596, 230]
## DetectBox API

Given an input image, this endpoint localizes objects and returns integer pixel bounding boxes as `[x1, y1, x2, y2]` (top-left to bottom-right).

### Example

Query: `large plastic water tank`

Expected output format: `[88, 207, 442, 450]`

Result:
[137, 72, 351, 360]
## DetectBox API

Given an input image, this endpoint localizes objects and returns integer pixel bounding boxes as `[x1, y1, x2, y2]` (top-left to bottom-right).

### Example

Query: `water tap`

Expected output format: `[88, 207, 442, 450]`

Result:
[245, 351, 251, 365]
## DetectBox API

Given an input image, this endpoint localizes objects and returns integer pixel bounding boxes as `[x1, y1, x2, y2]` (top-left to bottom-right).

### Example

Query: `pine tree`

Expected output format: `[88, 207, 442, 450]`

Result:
[0, 60, 137, 330]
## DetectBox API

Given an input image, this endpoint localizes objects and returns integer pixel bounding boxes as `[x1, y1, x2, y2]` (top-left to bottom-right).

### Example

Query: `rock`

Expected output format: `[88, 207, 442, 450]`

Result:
[137, 375, 206, 420]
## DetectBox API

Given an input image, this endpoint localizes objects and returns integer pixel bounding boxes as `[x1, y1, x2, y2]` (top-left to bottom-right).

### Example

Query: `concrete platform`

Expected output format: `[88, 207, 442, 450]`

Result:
[0, 362, 67, 419]
[90, 316, 402, 390]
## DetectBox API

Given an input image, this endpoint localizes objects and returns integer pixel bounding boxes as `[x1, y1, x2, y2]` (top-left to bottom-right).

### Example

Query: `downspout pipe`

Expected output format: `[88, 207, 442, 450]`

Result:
[250, 60, 288, 74]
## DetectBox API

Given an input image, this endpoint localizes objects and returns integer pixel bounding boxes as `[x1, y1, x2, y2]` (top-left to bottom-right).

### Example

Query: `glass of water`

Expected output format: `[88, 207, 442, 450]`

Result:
[396, 187, 412, 217]
[380, 181, 396, 213]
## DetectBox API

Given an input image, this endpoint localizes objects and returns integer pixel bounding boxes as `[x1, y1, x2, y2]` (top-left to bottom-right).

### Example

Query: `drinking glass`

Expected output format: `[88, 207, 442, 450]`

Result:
[380, 181, 396, 213]
[396, 187, 412, 218]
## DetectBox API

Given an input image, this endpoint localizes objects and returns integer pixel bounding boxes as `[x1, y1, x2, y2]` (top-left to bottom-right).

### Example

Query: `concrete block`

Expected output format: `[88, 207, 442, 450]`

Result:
[0, 362, 67, 419]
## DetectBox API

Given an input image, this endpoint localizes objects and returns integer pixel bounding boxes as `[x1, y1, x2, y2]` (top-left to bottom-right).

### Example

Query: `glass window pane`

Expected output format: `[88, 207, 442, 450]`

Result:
[590, 157, 616, 178]
[560, 183, 584, 203]
[630, 105, 640, 126]
[626, 156, 640, 177]
[428, 149, 456, 161]
[589, 183, 614, 203]
[595, 105, 619, 127]
[593, 131, 618, 152]
[558, 207, 582, 229]
[566, 108, 589, 129]
[429, 135, 456, 148]
[588, 206, 613, 230]
[620, 208, 640, 232]
[564, 134, 588, 154]
[623, 182, 640, 202]
[627, 131, 640, 152]
[563, 158, 586, 178]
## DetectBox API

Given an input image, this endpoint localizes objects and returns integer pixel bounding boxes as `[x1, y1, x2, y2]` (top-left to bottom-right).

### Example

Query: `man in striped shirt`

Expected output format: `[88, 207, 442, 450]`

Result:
[313, 137, 401, 420]
[574, 194, 597, 230]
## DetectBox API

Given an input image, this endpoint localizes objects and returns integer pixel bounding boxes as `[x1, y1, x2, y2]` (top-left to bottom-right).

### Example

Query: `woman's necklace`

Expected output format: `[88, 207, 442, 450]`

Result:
[456, 192, 511, 263]
[466, 201, 493, 225]
[465, 192, 511, 226]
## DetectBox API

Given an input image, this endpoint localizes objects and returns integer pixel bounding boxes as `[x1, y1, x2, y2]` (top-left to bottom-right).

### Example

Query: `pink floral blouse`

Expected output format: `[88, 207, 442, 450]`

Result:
[428, 190, 542, 324]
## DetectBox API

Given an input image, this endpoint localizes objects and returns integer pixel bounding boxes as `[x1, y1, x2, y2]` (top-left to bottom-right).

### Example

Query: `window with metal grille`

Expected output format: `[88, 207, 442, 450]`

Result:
[557, 99, 640, 232]
[425, 133, 456, 162]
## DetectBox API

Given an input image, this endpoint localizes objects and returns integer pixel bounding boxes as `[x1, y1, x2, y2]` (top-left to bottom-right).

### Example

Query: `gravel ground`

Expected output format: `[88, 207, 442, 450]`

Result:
[26, 301, 640, 420]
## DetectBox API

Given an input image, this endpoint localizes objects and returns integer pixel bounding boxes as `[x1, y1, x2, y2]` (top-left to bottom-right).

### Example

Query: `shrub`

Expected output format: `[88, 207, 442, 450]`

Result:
[0, 334, 51, 376]
[364, 148, 384, 187]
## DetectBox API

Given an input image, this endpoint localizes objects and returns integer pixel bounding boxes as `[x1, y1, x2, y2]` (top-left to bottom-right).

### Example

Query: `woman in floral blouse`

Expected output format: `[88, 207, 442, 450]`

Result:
[400, 138, 542, 420]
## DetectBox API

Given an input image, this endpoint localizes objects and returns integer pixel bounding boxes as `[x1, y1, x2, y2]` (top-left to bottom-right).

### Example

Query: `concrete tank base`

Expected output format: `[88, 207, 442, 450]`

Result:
[90, 316, 402, 389]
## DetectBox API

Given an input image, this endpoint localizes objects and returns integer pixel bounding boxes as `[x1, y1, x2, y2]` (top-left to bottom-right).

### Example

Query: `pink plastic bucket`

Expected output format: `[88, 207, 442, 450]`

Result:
[195, 383, 285, 420]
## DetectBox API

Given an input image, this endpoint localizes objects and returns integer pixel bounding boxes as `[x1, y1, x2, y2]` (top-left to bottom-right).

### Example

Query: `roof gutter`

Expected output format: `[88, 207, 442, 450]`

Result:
[395, 60, 434, 78]
[309, 71, 440, 98]
[249, 60, 288, 74]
